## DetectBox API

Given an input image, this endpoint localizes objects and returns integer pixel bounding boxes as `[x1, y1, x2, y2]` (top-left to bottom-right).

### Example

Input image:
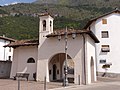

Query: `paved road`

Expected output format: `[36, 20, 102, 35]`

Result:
[0, 79, 63, 90]
[49, 77, 120, 90]
[0, 77, 120, 90]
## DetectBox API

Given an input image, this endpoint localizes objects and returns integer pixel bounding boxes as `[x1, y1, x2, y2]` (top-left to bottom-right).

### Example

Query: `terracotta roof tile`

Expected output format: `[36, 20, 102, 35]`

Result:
[46, 29, 99, 43]
[5, 29, 99, 48]
[4, 39, 38, 47]
[0, 36, 15, 42]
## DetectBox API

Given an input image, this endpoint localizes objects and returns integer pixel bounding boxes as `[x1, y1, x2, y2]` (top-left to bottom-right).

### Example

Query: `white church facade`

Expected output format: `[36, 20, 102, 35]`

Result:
[84, 9, 120, 77]
[6, 13, 99, 84]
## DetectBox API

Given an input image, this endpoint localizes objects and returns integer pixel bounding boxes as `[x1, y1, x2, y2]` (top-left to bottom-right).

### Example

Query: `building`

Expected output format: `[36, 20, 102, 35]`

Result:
[84, 9, 120, 77]
[0, 36, 15, 78]
[0, 36, 15, 61]
[6, 13, 99, 84]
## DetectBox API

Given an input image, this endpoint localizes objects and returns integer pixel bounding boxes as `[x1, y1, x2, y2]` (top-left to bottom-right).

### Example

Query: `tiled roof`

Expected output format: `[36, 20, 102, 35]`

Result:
[38, 13, 50, 16]
[5, 29, 99, 48]
[0, 36, 15, 42]
[37, 12, 53, 18]
[46, 29, 99, 43]
[84, 9, 120, 29]
[4, 39, 38, 47]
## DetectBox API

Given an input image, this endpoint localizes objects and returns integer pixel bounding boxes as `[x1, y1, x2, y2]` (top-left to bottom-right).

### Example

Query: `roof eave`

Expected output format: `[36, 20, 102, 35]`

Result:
[83, 9, 120, 29]
[4, 43, 38, 48]
[46, 30, 99, 43]
[0, 37, 16, 42]
[87, 31, 99, 43]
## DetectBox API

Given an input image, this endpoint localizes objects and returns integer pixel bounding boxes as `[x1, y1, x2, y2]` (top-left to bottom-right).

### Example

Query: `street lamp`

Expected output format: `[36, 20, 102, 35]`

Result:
[58, 27, 76, 86]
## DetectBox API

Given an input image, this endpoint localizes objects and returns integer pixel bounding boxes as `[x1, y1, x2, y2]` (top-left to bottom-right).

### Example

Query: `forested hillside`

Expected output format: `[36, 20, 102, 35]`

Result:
[0, 15, 39, 40]
[0, 0, 120, 40]
[34, 0, 120, 7]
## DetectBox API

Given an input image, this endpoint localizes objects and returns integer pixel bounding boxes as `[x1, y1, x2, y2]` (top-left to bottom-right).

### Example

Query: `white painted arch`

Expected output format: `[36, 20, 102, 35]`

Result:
[48, 53, 74, 83]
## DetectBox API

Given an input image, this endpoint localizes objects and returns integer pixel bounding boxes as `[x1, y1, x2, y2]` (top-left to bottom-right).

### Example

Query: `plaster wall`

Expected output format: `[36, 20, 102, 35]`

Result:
[37, 34, 94, 84]
[86, 35, 97, 84]
[10, 46, 38, 80]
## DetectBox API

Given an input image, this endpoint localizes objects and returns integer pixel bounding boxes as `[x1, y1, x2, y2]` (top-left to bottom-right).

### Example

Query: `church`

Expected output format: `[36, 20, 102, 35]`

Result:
[6, 13, 99, 84]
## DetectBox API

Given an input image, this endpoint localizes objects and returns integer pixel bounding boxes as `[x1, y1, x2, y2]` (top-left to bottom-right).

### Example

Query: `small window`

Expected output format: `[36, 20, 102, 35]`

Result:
[101, 45, 110, 52]
[102, 19, 107, 24]
[27, 58, 35, 63]
[101, 31, 109, 38]
[100, 59, 106, 64]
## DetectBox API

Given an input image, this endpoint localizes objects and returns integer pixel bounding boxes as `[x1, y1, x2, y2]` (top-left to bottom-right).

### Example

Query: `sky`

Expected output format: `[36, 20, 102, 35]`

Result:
[0, 0, 36, 6]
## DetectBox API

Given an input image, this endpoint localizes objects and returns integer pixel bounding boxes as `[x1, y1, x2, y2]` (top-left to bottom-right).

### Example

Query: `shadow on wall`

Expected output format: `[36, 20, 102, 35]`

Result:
[38, 36, 83, 60]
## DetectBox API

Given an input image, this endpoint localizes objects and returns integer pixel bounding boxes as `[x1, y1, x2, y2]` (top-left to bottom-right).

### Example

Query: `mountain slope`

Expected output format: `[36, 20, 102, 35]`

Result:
[0, 0, 120, 39]
[0, 15, 39, 40]
[34, 0, 120, 7]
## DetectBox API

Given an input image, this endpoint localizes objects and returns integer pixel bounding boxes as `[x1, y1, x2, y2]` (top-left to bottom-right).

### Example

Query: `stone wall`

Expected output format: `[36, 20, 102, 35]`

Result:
[0, 61, 12, 78]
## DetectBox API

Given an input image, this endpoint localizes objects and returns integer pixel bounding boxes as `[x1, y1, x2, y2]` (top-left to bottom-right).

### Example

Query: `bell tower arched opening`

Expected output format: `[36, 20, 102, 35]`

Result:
[43, 20, 46, 31]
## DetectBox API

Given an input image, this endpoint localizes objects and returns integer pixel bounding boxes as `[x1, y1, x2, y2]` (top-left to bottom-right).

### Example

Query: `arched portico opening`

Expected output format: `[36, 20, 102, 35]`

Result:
[90, 56, 95, 83]
[49, 53, 74, 83]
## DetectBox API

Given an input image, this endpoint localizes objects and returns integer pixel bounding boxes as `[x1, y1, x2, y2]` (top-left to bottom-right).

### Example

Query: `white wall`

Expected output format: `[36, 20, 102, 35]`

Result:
[37, 36, 83, 83]
[37, 34, 96, 84]
[0, 39, 13, 61]
[86, 35, 97, 84]
[10, 46, 38, 80]
[10, 34, 96, 84]
[90, 13, 120, 73]
[38, 14, 97, 84]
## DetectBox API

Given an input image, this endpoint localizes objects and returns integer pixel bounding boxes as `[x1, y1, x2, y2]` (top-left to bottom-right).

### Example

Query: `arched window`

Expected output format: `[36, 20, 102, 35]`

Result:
[27, 58, 35, 63]
[43, 20, 46, 31]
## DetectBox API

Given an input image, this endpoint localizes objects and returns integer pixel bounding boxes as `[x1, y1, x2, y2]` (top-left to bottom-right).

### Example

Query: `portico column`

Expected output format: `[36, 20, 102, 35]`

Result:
[36, 59, 49, 82]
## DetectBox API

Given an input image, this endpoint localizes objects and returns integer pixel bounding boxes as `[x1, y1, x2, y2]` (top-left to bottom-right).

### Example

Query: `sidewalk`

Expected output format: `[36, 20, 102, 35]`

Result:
[49, 82, 99, 90]
[49, 77, 120, 90]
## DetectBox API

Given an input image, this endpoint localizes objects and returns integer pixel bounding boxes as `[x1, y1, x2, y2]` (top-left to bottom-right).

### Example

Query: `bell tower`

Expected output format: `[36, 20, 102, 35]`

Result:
[39, 13, 54, 43]
[37, 13, 54, 82]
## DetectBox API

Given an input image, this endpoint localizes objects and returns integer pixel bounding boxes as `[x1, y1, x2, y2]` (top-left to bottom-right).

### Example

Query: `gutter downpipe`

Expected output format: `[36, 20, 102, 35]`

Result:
[82, 33, 86, 85]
